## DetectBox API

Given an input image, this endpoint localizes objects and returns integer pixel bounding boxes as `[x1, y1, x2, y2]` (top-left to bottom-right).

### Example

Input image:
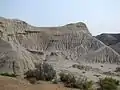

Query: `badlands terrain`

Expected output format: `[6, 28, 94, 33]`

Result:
[0, 17, 120, 89]
[96, 33, 120, 54]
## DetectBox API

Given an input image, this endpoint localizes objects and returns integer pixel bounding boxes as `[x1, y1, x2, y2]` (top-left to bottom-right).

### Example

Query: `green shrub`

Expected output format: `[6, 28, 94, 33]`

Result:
[52, 77, 58, 84]
[115, 67, 120, 72]
[74, 77, 93, 90]
[72, 64, 91, 71]
[24, 70, 36, 78]
[72, 64, 84, 70]
[59, 72, 76, 87]
[0, 72, 17, 77]
[27, 78, 37, 84]
[98, 77, 119, 90]
[59, 72, 93, 90]
[25, 62, 56, 81]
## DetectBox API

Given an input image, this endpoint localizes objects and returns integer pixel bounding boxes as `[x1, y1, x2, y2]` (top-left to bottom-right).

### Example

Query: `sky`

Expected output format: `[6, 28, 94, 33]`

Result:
[0, 0, 120, 35]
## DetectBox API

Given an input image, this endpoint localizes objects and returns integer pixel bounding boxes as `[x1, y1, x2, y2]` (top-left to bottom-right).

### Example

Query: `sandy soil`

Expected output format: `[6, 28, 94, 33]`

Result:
[0, 76, 77, 90]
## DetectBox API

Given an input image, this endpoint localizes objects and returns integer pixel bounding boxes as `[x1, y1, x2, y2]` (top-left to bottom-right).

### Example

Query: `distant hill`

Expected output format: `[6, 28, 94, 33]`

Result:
[96, 33, 120, 54]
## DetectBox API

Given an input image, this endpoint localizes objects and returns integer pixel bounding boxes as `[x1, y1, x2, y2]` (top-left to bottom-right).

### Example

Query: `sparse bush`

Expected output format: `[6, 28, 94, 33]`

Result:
[27, 78, 37, 84]
[115, 67, 120, 72]
[72, 64, 84, 70]
[59, 72, 93, 90]
[72, 64, 91, 71]
[59, 73, 76, 87]
[52, 77, 59, 84]
[97, 77, 119, 90]
[72, 64, 78, 68]
[0, 72, 17, 77]
[74, 77, 93, 90]
[25, 62, 56, 82]
[93, 74, 101, 77]
[82, 71, 86, 74]
[103, 71, 113, 75]
[35, 62, 56, 81]
[24, 69, 36, 78]
[59, 72, 76, 87]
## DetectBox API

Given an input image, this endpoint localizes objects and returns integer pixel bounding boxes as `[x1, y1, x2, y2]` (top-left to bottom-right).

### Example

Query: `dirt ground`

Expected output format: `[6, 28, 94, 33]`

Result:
[0, 76, 120, 90]
[0, 76, 77, 90]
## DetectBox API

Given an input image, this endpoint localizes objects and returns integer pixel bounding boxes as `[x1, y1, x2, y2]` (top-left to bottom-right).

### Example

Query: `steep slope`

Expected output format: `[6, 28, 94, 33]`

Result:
[96, 33, 120, 54]
[0, 17, 120, 76]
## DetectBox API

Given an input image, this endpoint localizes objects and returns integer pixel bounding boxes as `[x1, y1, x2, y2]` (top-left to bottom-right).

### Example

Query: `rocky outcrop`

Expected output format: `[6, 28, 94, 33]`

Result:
[0, 17, 120, 75]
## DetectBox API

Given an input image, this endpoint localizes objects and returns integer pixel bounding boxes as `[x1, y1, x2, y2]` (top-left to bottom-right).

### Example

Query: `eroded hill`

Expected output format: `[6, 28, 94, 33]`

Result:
[0, 17, 120, 80]
[96, 33, 120, 54]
